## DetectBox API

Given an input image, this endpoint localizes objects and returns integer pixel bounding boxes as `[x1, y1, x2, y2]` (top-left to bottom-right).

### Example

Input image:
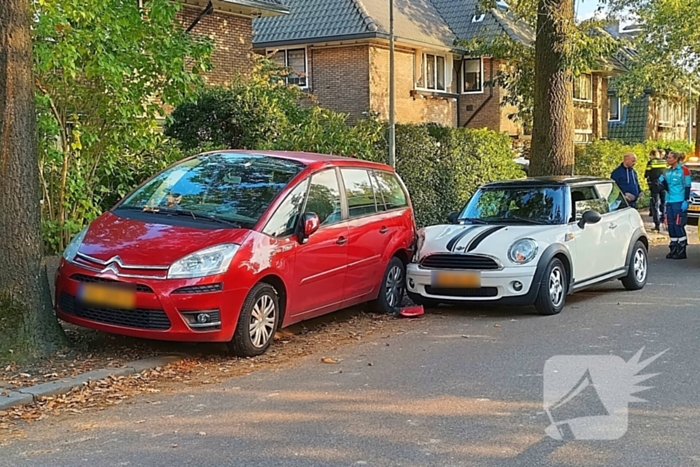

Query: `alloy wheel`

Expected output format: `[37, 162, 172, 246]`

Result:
[385, 265, 404, 308]
[249, 294, 276, 348]
[549, 266, 565, 308]
[634, 248, 647, 283]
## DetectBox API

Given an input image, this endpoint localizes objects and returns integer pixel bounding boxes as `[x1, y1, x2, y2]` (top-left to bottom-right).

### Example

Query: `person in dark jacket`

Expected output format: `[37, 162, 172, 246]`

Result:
[645, 149, 667, 232]
[611, 153, 643, 208]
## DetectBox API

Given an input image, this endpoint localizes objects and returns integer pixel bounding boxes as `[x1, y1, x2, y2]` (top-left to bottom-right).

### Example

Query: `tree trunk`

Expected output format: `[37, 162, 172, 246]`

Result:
[0, 0, 66, 362]
[529, 0, 576, 177]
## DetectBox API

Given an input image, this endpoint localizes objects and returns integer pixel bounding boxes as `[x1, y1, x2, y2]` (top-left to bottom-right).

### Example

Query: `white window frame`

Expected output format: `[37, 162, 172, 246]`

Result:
[659, 99, 673, 125]
[462, 57, 484, 94]
[608, 95, 621, 121]
[574, 129, 594, 144]
[573, 73, 593, 102]
[266, 47, 309, 89]
[416, 52, 449, 93]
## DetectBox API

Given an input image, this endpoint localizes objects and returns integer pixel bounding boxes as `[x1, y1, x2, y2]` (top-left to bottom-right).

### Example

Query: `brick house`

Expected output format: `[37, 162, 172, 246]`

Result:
[177, 0, 289, 86]
[252, 0, 621, 142]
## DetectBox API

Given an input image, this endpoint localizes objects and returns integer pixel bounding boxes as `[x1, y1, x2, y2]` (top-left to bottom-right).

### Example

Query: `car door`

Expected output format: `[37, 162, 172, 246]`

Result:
[595, 182, 633, 271]
[569, 186, 610, 282]
[339, 168, 386, 301]
[290, 169, 349, 318]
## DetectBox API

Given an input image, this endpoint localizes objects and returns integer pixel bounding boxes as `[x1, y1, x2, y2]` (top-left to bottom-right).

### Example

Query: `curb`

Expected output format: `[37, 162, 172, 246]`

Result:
[0, 355, 183, 411]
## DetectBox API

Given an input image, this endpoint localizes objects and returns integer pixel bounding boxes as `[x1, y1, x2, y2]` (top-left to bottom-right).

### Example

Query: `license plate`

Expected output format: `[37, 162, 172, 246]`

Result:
[431, 271, 481, 288]
[78, 283, 136, 309]
[689, 205, 700, 212]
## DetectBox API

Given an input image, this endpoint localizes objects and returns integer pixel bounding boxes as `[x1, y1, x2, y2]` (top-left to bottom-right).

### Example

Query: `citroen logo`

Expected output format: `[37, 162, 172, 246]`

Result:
[100, 263, 120, 276]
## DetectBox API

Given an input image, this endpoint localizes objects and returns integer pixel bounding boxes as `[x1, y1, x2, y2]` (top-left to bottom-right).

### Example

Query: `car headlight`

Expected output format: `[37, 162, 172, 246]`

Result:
[508, 238, 538, 264]
[168, 244, 240, 279]
[62, 227, 88, 262]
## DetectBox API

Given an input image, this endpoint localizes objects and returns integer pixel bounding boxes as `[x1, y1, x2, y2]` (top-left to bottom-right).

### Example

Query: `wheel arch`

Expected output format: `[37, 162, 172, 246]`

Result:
[257, 274, 288, 327]
[535, 244, 574, 294]
[624, 228, 649, 268]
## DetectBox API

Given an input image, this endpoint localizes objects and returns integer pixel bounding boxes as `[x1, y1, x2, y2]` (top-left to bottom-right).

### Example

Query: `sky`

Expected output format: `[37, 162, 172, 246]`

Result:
[576, 0, 604, 21]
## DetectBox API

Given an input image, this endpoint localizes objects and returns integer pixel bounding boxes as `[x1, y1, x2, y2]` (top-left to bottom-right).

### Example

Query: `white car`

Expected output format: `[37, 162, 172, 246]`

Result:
[685, 163, 700, 220]
[406, 177, 649, 315]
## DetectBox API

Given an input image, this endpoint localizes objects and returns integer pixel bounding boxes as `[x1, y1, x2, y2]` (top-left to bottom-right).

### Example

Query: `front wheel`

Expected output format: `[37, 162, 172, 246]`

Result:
[534, 258, 567, 316]
[621, 241, 648, 291]
[227, 282, 280, 357]
[370, 257, 406, 314]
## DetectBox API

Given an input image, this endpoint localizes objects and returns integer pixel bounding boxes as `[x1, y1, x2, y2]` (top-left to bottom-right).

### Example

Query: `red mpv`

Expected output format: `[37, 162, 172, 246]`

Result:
[55, 151, 416, 356]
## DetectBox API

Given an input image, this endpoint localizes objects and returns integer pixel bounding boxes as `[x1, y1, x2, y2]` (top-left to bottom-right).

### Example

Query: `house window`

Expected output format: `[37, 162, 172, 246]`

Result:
[420, 53, 447, 92]
[463, 58, 483, 93]
[573, 73, 592, 101]
[659, 100, 673, 124]
[609, 95, 621, 121]
[574, 130, 593, 144]
[270, 48, 307, 88]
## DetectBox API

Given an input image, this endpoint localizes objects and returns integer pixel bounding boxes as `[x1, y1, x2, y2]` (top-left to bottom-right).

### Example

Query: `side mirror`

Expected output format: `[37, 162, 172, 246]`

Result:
[577, 210, 602, 229]
[447, 211, 459, 224]
[299, 212, 320, 243]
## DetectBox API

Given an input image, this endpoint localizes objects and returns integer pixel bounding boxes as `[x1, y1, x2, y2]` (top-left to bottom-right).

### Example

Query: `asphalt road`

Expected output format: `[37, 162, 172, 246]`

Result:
[4, 245, 700, 467]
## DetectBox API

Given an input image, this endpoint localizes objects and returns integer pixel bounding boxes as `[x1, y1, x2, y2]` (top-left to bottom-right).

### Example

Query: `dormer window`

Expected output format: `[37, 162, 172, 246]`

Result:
[472, 14, 485, 23]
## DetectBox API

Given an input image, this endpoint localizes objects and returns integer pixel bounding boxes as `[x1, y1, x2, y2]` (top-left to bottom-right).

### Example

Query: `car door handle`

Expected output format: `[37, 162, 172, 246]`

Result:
[336, 236, 348, 245]
[379, 226, 389, 234]
[608, 223, 617, 230]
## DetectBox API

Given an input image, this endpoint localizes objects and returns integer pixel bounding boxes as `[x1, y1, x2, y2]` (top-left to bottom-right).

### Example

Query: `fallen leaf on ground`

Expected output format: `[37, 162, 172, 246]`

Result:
[321, 357, 340, 364]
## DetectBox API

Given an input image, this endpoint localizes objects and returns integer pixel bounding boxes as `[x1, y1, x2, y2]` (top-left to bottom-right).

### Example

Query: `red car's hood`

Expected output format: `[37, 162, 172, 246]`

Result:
[78, 212, 251, 266]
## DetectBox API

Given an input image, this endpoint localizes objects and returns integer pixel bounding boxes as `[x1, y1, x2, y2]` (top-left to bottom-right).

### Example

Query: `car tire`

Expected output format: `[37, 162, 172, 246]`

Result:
[621, 241, 648, 291]
[407, 291, 440, 308]
[534, 258, 567, 316]
[370, 257, 406, 314]
[227, 282, 280, 358]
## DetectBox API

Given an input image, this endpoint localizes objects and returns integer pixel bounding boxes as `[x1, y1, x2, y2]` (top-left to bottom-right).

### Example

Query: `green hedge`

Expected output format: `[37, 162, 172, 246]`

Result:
[360, 124, 524, 227]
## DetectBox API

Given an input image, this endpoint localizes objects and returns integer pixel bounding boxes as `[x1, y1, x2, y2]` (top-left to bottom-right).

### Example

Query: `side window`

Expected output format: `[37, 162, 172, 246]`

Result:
[570, 186, 608, 221]
[373, 171, 408, 210]
[341, 169, 377, 219]
[306, 169, 342, 226]
[596, 182, 628, 213]
[370, 173, 387, 212]
[262, 179, 309, 238]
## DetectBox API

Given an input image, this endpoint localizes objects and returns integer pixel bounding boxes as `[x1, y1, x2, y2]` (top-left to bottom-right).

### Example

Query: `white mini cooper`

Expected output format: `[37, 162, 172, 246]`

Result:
[406, 177, 649, 315]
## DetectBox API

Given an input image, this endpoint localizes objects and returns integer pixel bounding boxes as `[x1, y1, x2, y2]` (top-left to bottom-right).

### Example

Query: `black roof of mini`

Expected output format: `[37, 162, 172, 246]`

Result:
[482, 176, 611, 188]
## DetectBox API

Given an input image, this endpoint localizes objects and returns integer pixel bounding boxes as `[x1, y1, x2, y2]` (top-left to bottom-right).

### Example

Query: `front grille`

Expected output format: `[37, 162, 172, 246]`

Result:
[425, 286, 499, 298]
[70, 274, 153, 293]
[421, 254, 500, 270]
[59, 293, 171, 330]
[171, 283, 223, 294]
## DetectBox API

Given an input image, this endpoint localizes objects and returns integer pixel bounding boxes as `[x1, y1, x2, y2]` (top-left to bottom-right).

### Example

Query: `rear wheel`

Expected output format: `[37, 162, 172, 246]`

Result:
[371, 257, 405, 313]
[534, 258, 567, 316]
[621, 241, 648, 291]
[227, 282, 280, 357]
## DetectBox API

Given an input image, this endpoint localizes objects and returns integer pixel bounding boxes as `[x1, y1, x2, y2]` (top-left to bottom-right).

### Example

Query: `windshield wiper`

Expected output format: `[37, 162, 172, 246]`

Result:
[503, 216, 550, 225]
[124, 205, 241, 227]
[459, 217, 490, 224]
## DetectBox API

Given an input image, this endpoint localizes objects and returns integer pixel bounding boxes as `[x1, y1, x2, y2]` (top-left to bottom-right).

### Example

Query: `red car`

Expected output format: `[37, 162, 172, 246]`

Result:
[55, 150, 415, 356]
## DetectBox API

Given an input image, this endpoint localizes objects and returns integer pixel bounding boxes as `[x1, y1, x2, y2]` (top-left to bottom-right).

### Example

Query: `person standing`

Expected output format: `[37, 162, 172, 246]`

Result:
[660, 151, 692, 259]
[644, 149, 667, 232]
[611, 153, 643, 208]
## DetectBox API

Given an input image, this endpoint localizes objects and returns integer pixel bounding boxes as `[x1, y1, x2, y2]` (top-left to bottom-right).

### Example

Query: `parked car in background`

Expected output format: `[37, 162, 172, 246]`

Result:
[684, 159, 700, 224]
[407, 177, 649, 315]
[56, 151, 415, 357]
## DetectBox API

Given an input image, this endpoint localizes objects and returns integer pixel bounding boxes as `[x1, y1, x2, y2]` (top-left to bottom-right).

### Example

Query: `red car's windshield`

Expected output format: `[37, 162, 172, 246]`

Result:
[117, 153, 305, 227]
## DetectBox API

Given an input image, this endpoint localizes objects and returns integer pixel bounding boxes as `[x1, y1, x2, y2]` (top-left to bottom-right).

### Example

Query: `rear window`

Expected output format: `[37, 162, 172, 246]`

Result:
[341, 168, 378, 219]
[373, 171, 408, 210]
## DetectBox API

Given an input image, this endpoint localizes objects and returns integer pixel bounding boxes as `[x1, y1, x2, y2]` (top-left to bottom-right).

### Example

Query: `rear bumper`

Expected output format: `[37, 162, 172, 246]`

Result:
[406, 263, 538, 305]
[55, 259, 248, 342]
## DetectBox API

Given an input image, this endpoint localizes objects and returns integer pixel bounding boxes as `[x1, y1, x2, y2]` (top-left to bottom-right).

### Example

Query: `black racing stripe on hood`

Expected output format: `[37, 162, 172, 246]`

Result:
[466, 226, 506, 252]
[445, 226, 480, 252]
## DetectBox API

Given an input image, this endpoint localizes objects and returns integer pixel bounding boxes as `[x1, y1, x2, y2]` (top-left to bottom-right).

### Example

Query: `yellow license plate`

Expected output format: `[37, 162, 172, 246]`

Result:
[431, 271, 481, 288]
[78, 283, 136, 309]
[689, 205, 700, 212]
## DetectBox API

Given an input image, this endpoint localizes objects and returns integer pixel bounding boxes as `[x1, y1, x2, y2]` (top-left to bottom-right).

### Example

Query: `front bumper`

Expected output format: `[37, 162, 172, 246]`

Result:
[406, 263, 538, 304]
[55, 259, 248, 342]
